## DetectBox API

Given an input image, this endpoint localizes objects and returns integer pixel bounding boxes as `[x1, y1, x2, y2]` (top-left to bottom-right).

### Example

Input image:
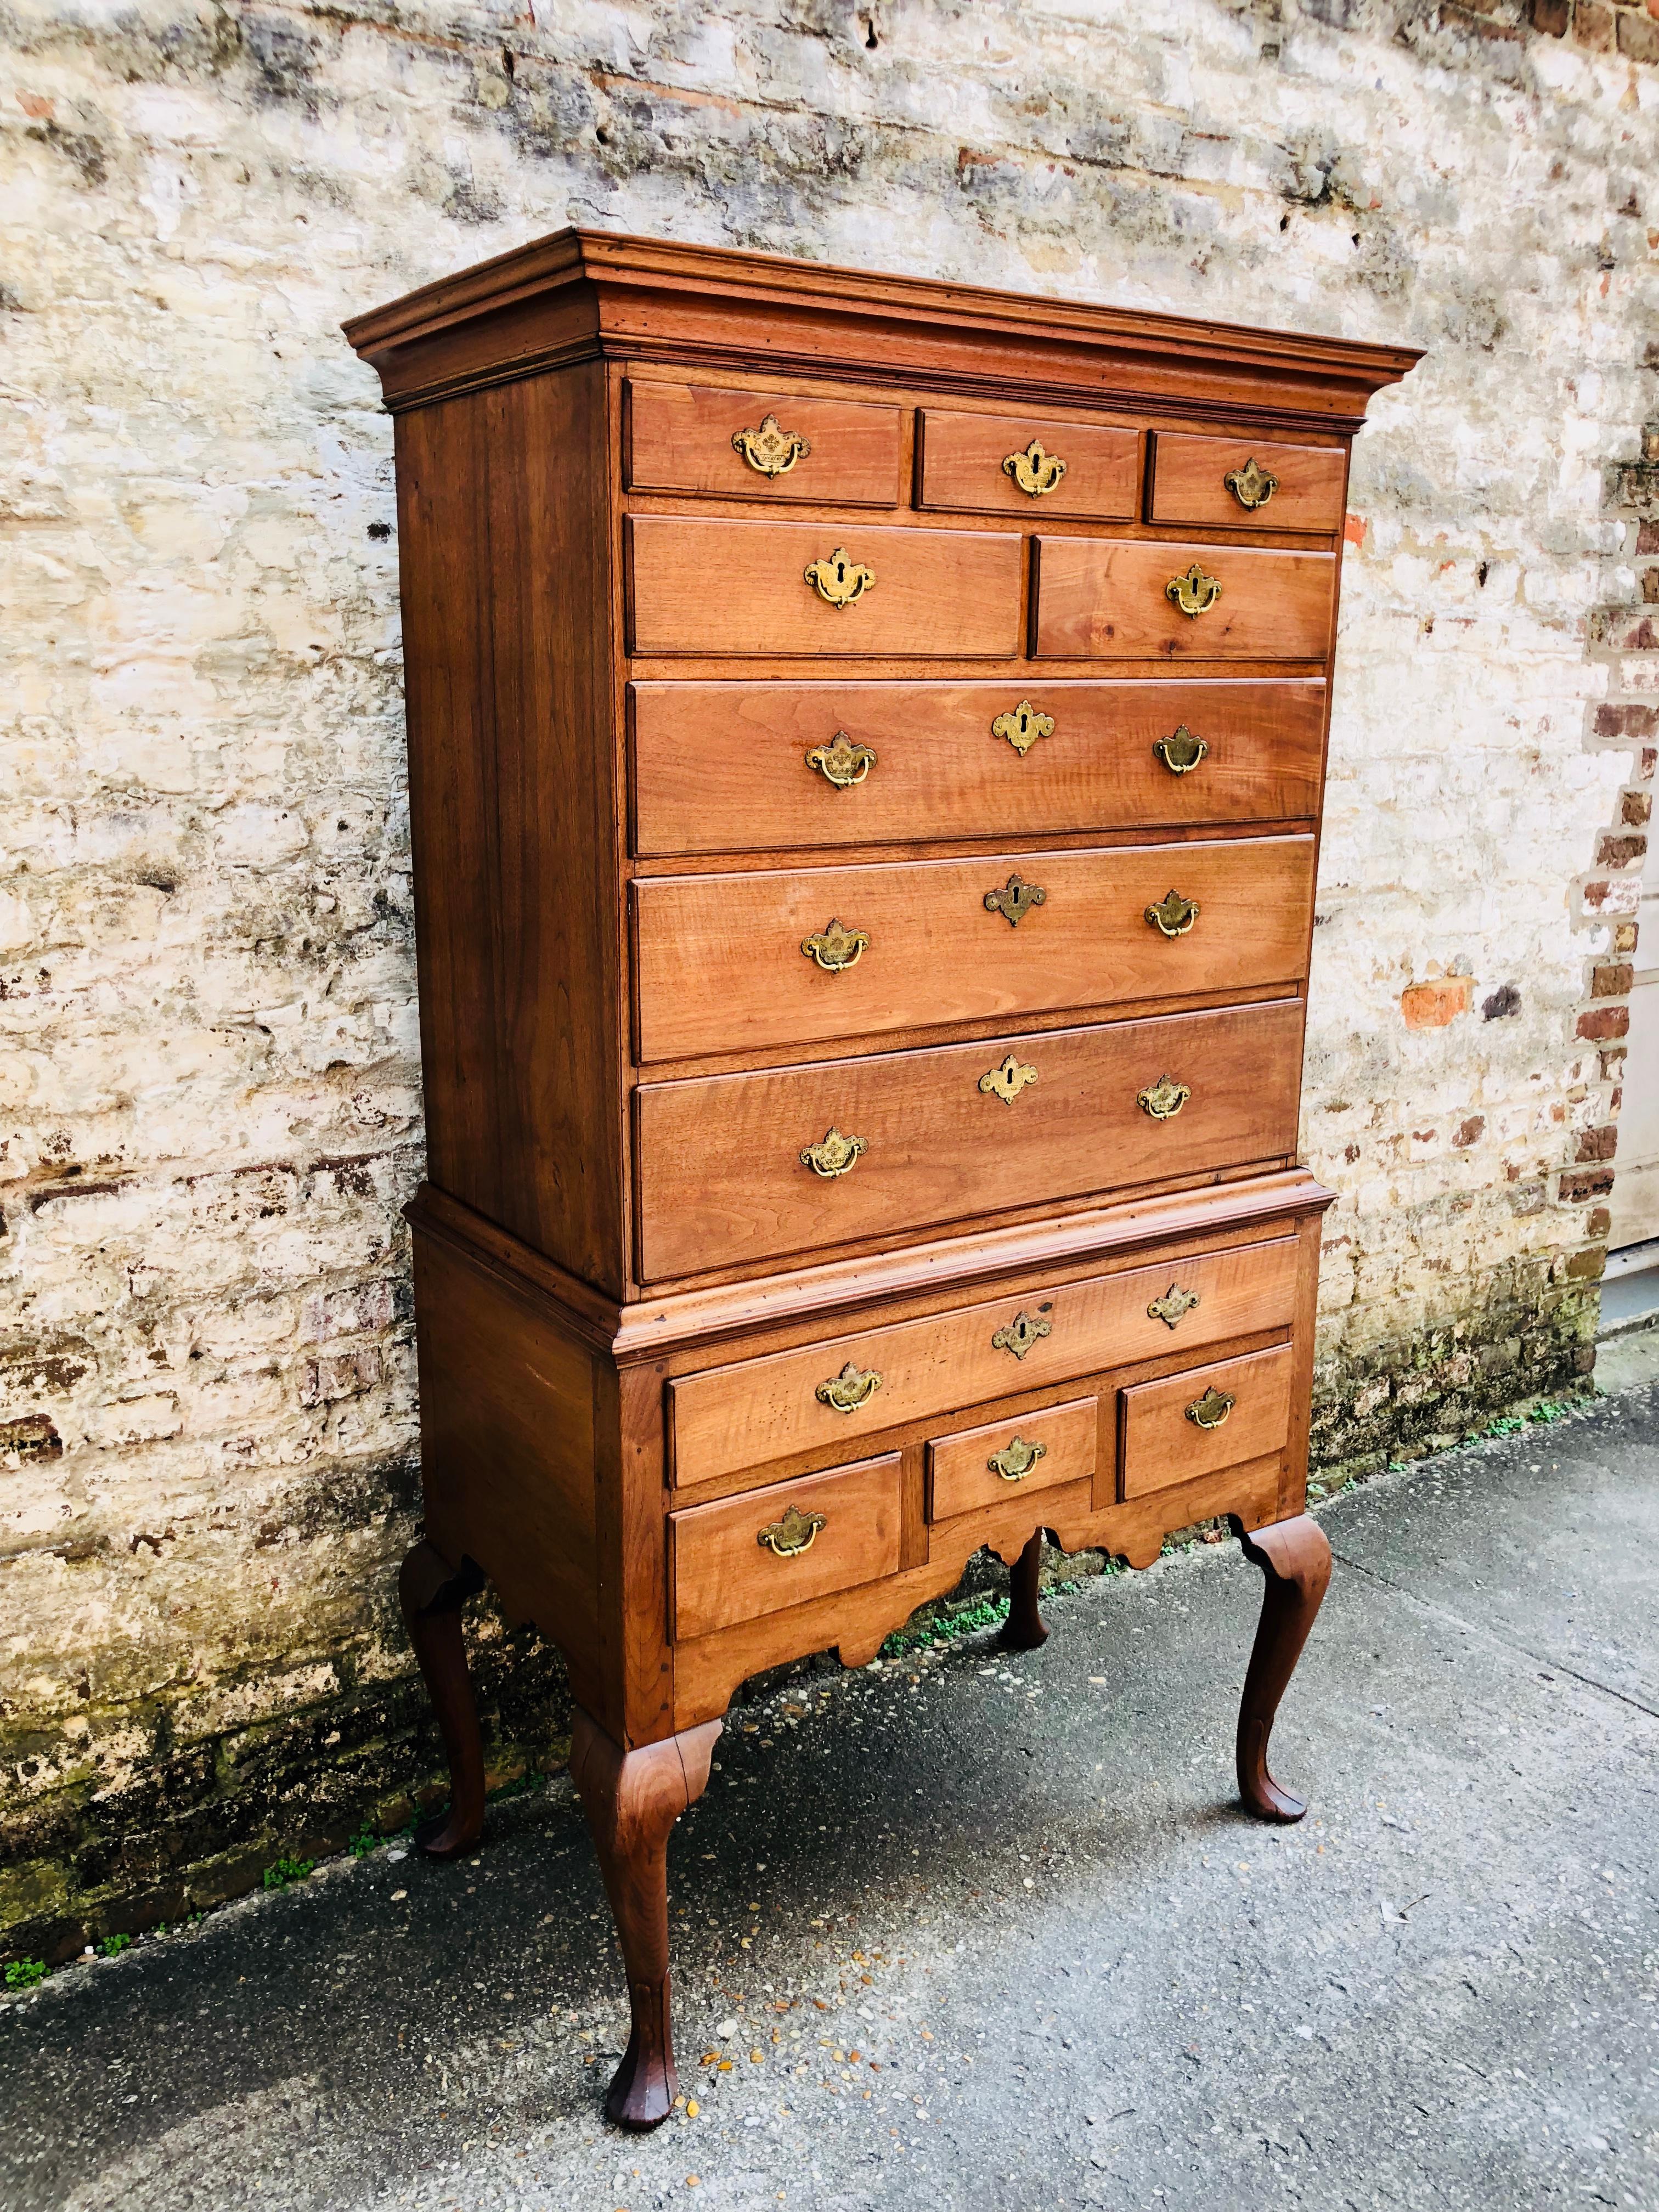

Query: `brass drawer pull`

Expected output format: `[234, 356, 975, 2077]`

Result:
[1145, 888, 1199, 938]
[979, 1053, 1039, 1106]
[984, 873, 1046, 927]
[816, 1362, 884, 1414]
[802, 917, 870, 972]
[805, 730, 877, 788]
[988, 1434, 1047, 1482]
[991, 699, 1054, 757]
[804, 545, 875, 607]
[800, 1126, 866, 1177]
[757, 1502, 827, 1557]
[733, 413, 810, 477]
[1186, 1385, 1235, 1430]
[1147, 1284, 1201, 1329]
[1002, 439, 1067, 498]
[1224, 456, 1278, 511]
[992, 1308, 1052, 1361]
[1153, 725, 1207, 776]
[1138, 1073, 1190, 1120]
[1165, 562, 1222, 618]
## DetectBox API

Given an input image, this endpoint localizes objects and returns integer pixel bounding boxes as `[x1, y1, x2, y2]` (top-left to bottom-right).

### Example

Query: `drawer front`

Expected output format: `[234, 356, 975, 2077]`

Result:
[635, 998, 1305, 1282]
[927, 1396, 1096, 1522]
[669, 1234, 1299, 1489]
[626, 380, 903, 506]
[917, 408, 1141, 521]
[1119, 1343, 1294, 1499]
[631, 679, 1328, 857]
[634, 836, 1316, 1063]
[670, 1452, 902, 1640]
[628, 517, 1023, 658]
[1034, 538, 1335, 662]
[1149, 433, 1346, 536]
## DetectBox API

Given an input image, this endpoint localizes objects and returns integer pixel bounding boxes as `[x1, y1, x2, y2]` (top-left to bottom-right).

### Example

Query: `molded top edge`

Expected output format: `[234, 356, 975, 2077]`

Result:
[342, 224, 1423, 404]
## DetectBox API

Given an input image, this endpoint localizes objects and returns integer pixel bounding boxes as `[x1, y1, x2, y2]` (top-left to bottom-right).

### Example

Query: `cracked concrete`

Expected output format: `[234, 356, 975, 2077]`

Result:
[3, 1387, 1656, 2212]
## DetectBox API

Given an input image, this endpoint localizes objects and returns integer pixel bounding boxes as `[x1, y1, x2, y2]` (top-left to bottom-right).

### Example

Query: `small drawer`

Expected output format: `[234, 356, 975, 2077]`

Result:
[917, 408, 1141, 521]
[1118, 1344, 1294, 1500]
[1149, 433, 1346, 536]
[633, 835, 1316, 1063]
[627, 517, 1023, 659]
[668, 1234, 1299, 1490]
[669, 1452, 901, 1641]
[927, 1396, 1096, 1522]
[630, 679, 1328, 858]
[1034, 538, 1335, 662]
[626, 380, 903, 506]
[635, 998, 1305, 1283]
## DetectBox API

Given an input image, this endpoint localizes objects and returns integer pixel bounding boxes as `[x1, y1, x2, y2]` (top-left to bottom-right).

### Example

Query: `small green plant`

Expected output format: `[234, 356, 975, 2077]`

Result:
[1483, 1415, 1525, 1437]
[346, 1824, 380, 1860]
[5, 1959, 47, 1990]
[262, 1854, 315, 1891]
[100, 1933, 132, 1958]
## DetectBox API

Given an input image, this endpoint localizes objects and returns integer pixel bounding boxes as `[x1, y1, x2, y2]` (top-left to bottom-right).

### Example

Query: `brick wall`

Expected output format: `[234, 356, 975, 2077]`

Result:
[3, 1, 1657, 1961]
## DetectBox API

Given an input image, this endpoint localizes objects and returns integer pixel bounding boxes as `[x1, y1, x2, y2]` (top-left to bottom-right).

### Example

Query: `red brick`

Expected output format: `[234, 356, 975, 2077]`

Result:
[1594, 703, 1659, 739]
[1597, 833, 1647, 868]
[1565, 1246, 1606, 1281]
[1643, 569, 1659, 605]
[1530, 0, 1570, 27]
[1559, 1167, 1616, 1202]
[1401, 977, 1471, 1029]
[1620, 11, 1659, 63]
[1577, 1124, 1618, 1161]
[1592, 961, 1634, 996]
[1453, 1115, 1487, 1148]
[1640, 520, 1659, 554]
[1573, 0, 1615, 44]
[1577, 1005, 1631, 1040]
[1589, 1205, 1612, 1237]
[1614, 919, 1639, 953]
[1623, 790, 1654, 826]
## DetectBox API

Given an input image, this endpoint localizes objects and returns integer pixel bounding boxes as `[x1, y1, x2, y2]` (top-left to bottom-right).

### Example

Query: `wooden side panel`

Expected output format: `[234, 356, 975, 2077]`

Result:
[411, 1227, 607, 1719]
[633, 836, 1316, 1063]
[627, 516, 1024, 658]
[630, 679, 1329, 856]
[627, 379, 902, 504]
[635, 998, 1307, 1282]
[1034, 538, 1335, 661]
[395, 364, 624, 1291]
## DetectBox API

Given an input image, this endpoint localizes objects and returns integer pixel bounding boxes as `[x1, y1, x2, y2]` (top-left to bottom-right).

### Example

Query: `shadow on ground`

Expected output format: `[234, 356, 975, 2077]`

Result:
[3, 1387, 1656, 2212]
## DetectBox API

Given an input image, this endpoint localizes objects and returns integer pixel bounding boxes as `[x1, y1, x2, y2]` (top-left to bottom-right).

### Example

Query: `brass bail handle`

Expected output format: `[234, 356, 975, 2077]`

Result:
[805, 730, 877, 788]
[1165, 563, 1222, 618]
[987, 1435, 1047, 1482]
[757, 1502, 827, 1557]
[1186, 1385, 1235, 1431]
[804, 546, 875, 608]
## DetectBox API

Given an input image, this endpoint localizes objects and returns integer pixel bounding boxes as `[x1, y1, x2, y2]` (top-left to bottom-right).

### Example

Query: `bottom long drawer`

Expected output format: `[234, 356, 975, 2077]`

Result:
[636, 998, 1305, 1281]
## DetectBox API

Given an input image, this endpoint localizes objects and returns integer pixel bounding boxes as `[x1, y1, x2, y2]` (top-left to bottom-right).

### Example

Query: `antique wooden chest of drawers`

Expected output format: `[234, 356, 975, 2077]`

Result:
[345, 233, 1418, 2129]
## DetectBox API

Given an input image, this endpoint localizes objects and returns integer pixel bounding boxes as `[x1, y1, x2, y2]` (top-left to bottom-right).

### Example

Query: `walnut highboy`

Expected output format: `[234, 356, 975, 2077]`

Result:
[345, 235, 1418, 2129]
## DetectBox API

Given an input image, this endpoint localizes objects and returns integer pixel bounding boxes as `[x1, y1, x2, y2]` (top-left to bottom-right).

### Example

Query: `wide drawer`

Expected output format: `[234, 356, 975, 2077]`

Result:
[1118, 1343, 1294, 1499]
[627, 517, 1023, 658]
[630, 679, 1328, 856]
[627, 379, 904, 506]
[635, 998, 1305, 1282]
[634, 835, 1316, 1063]
[927, 1396, 1096, 1522]
[668, 1235, 1300, 1488]
[670, 1452, 902, 1640]
[1034, 538, 1334, 661]
[917, 407, 1141, 521]
[1148, 433, 1346, 536]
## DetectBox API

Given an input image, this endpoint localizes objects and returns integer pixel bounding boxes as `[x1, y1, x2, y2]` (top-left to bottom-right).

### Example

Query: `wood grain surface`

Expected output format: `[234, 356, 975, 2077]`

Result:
[1148, 431, 1347, 534]
[916, 406, 1141, 520]
[1118, 1341, 1295, 1499]
[669, 1452, 902, 1639]
[1034, 537, 1335, 661]
[626, 379, 902, 505]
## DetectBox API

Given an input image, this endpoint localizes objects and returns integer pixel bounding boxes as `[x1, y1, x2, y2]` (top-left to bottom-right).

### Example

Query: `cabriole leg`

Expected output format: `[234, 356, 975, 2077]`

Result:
[398, 1539, 487, 1860]
[1228, 1513, 1332, 1824]
[570, 1705, 723, 2131]
[1001, 1531, 1050, 1651]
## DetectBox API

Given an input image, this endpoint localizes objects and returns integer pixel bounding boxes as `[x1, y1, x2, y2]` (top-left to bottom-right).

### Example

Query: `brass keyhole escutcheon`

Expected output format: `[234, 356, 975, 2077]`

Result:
[1144, 888, 1200, 939]
[992, 1308, 1052, 1361]
[978, 1053, 1039, 1106]
[988, 1434, 1047, 1482]
[804, 546, 875, 607]
[1165, 563, 1222, 618]
[732, 413, 811, 477]
[1147, 1284, 1201, 1329]
[991, 699, 1054, 757]
[815, 1362, 884, 1414]
[984, 873, 1047, 928]
[1154, 725, 1208, 776]
[1137, 1073, 1190, 1121]
[801, 917, 871, 972]
[800, 1126, 866, 1178]
[805, 730, 877, 788]
[1224, 456, 1278, 510]
[1186, 1385, 1235, 1430]
[1002, 440, 1068, 498]
[757, 1502, 827, 1557]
